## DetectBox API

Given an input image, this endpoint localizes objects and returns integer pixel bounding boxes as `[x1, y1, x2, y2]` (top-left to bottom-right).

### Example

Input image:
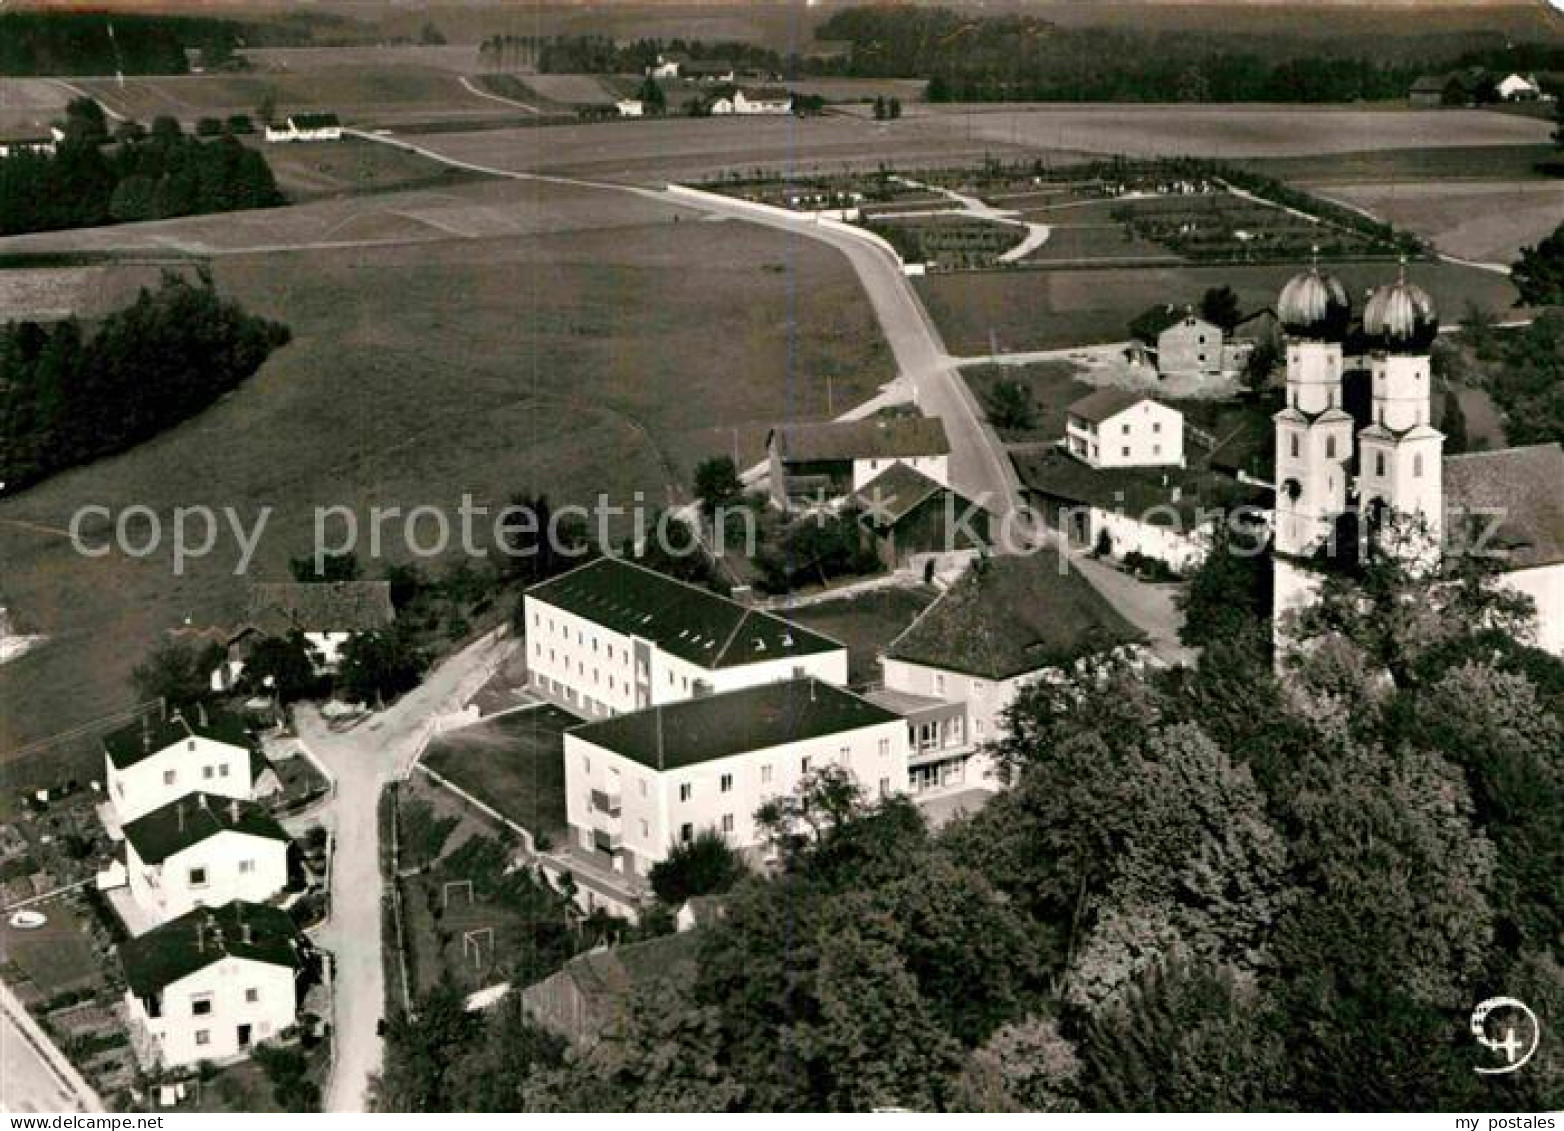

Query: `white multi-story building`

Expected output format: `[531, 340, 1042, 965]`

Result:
[104, 711, 257, 824]
[879, 553, 1143, 794]
[123, 794, 291, 926]
[563, 677, 907, 877]
[120, 901, 311, 1068]
[1064, 390, 1185, 469]
[524, 556, 848, 719]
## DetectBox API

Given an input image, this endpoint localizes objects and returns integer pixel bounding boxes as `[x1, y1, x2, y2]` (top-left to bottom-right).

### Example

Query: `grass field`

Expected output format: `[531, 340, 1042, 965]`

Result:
[1243, 144, 1560, 184]
[0, 181, 892, 768]
[421, 706, 577, 843]
[919, 259, 1522, 356]
[0, 78, 71, 136]
[1312, 181, 1563, 266]
[0, 901, 100, 997]
[962, 360, 1097, 444]
[256, 135, 496, 201]
[780, 585, 939, 687]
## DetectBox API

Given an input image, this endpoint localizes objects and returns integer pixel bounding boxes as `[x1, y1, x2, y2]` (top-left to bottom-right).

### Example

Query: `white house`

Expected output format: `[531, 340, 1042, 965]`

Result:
[709, 86, 793, 115]
[563, 677, 908, 877]
[104, 711, 257, 824]
[1064, 389, 1185, 469]
[767, 415, 951, 509]
[0, 131, 59, 159]
[881, 553, 1143, 793]
[615, 99, 645, 118]
[524, 556, 848, 719]
[120, 901, 310, 1068]
[1157, 312, 1225, 378]
[123, 794, 291, 926]
[263, 113, 342, 143]
[1496, 73, 1541, 101]
[648, 54, 685, 79]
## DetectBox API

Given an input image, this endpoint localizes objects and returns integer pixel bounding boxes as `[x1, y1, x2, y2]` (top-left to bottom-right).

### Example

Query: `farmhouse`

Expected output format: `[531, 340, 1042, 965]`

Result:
[123, 794, 291, 926]
[0, 129, 60, 159]
[708, 86, 793, 115]
[1496, 73, 1542, 101]
[615, 99, 645, 118]
[767, 415, 951, 510]
[682, 60, 737, 83]
[852, 461, 990, 571]
[523, 556, 847, 718]
[1157, 311, 1224, 379]
[120, 901, 312, 1069]
[562, 677, 907, 876]
[263, 113, 342, 143]
[647, 52, 687, 79]
[1064, 389, 1185, 470]
[239, 579, 396, 671]
[104, 710, 258, 824]
[881, 553, 1143, 793]
[1270, 265, 1564, 657]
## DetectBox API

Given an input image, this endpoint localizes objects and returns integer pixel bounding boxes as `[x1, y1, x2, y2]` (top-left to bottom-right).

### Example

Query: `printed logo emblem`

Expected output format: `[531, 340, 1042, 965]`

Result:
[1471, 997, 1541, 1075]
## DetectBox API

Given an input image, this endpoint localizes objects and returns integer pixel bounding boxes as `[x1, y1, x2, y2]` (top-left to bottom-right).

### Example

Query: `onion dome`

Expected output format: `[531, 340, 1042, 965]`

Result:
[1363, 265, 1438, 352]
[1278, 264, 1352, 342]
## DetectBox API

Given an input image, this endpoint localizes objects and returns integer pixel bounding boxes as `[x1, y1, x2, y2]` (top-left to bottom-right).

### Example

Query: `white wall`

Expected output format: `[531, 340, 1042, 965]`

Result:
[108, 738, 253, 824]
[1504, 561, 1564, 658]
[128, 956, 297, 1068]
[851, 453, 949, 492]
[564, 714, 907, 873]
[127, 832, 290, 925]
[1088, 507, 1212, 574]
[881, 657, 1019, 786]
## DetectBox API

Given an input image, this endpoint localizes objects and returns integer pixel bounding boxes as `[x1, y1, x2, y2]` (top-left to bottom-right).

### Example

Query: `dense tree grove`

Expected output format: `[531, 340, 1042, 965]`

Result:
[0, 12, 245, 76]
[0, 113, 283, 237]
[0, 271, 290, 491]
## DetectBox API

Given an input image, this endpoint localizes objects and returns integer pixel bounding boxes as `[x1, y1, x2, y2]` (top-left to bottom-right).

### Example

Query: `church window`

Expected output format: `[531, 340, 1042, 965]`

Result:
[1289, 434, 1300, 459]
[1375, 452, 1386, 477]
[1325, 436, 1337, 459]
[1413, 454, 1424, 478]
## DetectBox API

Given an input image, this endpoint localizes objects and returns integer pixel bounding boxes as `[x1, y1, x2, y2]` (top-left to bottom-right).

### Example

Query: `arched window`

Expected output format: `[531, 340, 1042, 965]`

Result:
[1282, 478, 1302, 502]
[1413, 453, 1424, 478]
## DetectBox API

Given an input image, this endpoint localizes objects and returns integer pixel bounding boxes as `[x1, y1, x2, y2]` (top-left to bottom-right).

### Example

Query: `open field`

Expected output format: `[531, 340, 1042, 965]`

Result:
[421, 706, 576, 844]
[1313, 181, 1563, 266]
[0, 902, 100, 998]
[781, 585, 939, 687]
[517, 73, 620, 106]
[962, 360, 1097, 444]
[0, 264, 180, 321]
[255, 135, 495, 201]
[0, 78, 72, 136]
[0, 181, 892, 765]
[907, 104, 1554, 159]
[919, 259, 1522, 356]
[1243, 144, 1561, 185]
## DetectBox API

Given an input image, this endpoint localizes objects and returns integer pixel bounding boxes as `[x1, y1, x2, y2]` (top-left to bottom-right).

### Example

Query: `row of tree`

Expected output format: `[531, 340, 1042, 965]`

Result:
[0, 11, 246, 76]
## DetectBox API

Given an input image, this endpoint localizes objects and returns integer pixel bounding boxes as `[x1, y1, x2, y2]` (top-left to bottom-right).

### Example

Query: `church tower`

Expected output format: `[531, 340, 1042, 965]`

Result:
[1357, 265, 1443, 566]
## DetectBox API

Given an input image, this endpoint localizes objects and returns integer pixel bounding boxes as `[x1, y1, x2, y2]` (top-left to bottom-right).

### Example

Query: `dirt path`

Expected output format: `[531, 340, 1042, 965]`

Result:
[456, 75, 541, 116]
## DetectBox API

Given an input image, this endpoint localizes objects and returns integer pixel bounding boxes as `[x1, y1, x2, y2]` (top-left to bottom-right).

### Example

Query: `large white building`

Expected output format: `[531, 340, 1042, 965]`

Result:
[123, 794, 291, 925]
[104, 712, 258, 824]
[563, 677, 907, 877]
[878, 552, 1144, 794]
[1271, 264, 1564, 656]
[1064, 389, 1185, 469]
[120, 902, 311, 1068]
[524, 556, 847, 719]
[709, 86, 792, 115]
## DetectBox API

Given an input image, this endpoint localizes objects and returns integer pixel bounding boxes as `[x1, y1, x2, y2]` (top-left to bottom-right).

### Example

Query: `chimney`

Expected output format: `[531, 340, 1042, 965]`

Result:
[196, 792, 209, 811]
[241, 920, 253, 946]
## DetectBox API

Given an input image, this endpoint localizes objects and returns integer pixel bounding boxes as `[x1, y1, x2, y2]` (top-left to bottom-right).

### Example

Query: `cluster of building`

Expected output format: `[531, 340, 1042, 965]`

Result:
[262, 113, 343, 144]
[1409, 68, 1557, 107]
[97, 710, 314, 1070]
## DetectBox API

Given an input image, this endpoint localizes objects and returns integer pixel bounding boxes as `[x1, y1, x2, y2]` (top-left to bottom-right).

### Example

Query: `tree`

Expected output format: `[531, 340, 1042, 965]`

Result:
[888, 96, 902, 119]
[692, 455, 743, 515]
[252, 1044, 321, 1110]
[1511, 221, 1564, 306]
[419, 21, 447, 46]
[637, 74, 667, 115]
[335, 627, 427, 707]
[61, 96, 107, 146]
[982, 380, 1037, 430]
[256, 88, 278, 127]
[290, 552, 361, 583]
[1440, 387, 1469, 453]
[112, 119, 146, 145]
[648, 827, 746, 904]
[953, 1014, 1081, 1112]
[130, 637, 222, 711]
[194, 116, 225, 138]
[242, 632, 321, 703]
[372, 981, 482, 1111]
[1199, 285, 1242, 332]
[872, 95, 887, 120]
[225, 114, 254, 135]
[1242, 336, 1278, 393]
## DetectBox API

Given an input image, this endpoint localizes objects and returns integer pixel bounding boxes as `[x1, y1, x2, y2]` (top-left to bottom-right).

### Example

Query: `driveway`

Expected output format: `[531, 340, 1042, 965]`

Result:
[299, 628, 512, 1113]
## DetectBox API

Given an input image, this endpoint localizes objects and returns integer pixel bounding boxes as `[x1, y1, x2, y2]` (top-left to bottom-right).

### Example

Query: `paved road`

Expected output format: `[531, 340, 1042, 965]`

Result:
[0, 980, 104, 1114]
[300, 629, 512, 1113]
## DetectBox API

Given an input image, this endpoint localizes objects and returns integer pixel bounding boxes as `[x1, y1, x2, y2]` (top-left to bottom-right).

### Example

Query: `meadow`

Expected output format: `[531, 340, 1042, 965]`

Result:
[1314, 181, 1563, 266]
[0, 180, 891, 770]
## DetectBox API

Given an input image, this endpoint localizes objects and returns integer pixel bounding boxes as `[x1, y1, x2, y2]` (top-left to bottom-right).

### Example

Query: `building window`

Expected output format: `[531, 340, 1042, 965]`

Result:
[721, 814, 734, 833]
[640, 819, 649, 838]
[761, 764, 773, 784]
[878, 738, 889, 757]
[934, 674, 945, 695]
[188, 867, 208, 887]
[720, 773, 733, 793]
[1121, 423, 1131, 435]
[1122, 447, 1130, 458]
[191, 994, 213, 1016]
[1152, 422, 1162, 434]
[1375, 452, 1386, 476]
[639, 779, 648, 797]
[801, 756, 811, 773]
[245, 988, 259, 1004]
[1290, 433, 1300, 459]
[839, 745, 850, 762]
[879, 777, 891, 797]
[1153, 444, 1162, 456]
[583, 756, 591, 773]
[203, 765, 214, 780]
[238, 860, 255, 875]
[195, 1030, 211, 1047]
[679, 783, 692, 802]
[218, 763, 229, 778]
[1413, 453, 1424, 478]
[680, 823, 694, 843]
[163, 770, 176, 786]
[1326, 436, 1337, 459]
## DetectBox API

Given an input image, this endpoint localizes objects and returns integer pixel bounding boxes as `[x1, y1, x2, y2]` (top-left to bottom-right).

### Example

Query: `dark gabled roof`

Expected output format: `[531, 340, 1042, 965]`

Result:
[569, 677, 899, 771]
[119, 901, 305, 998]
[288, 112, 340, 129]
[1444, 443, 1564, 570]
[770, 415, 951, 463]
[103, 711, 251, 771]
[888, 553, 1142, 680]
[683, 59, 735, 75]
[123, 793, 290, 865]
[527, 556, 840, 670]
[852, 461, 947, 525]
[740, 86, 792, 101]
[1066, 388, 1160, 426]
[245, 580, 394, 636]
[1015, 448, 1252, 528]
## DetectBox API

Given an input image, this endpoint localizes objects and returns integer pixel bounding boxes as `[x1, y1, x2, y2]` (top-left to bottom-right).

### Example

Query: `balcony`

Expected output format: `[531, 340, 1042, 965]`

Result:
[590, 789, 621, 817]
[592, 828, 623, 854]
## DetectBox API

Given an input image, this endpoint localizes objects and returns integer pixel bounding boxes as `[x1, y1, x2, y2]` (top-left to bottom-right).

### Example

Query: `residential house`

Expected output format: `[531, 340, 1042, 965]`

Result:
[120, 901, 311, 1068]
[647, 53, 687, 79]
[123, 794, 291, 925]
[880, 553, 1143, 794]
[682, 60, 736, 83]
[1496, 73, 1542, 101]
[563, 677, 907, 876]
[104, 711, 258, 824]
[708, 86, 793, 115]
[767, 415, 951, 509]
[852, 461, 990, 571]
[0, 128, 60, 159]
[237, 579, 396, 672]
[523, 556, 847, 718]
[1408, 69, 1492, 108]
[1157, 311, 1224, 379]
[263, 113, 342, 143]
[615, 99, 645, 118]
[1064, 389, 1185, 469]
